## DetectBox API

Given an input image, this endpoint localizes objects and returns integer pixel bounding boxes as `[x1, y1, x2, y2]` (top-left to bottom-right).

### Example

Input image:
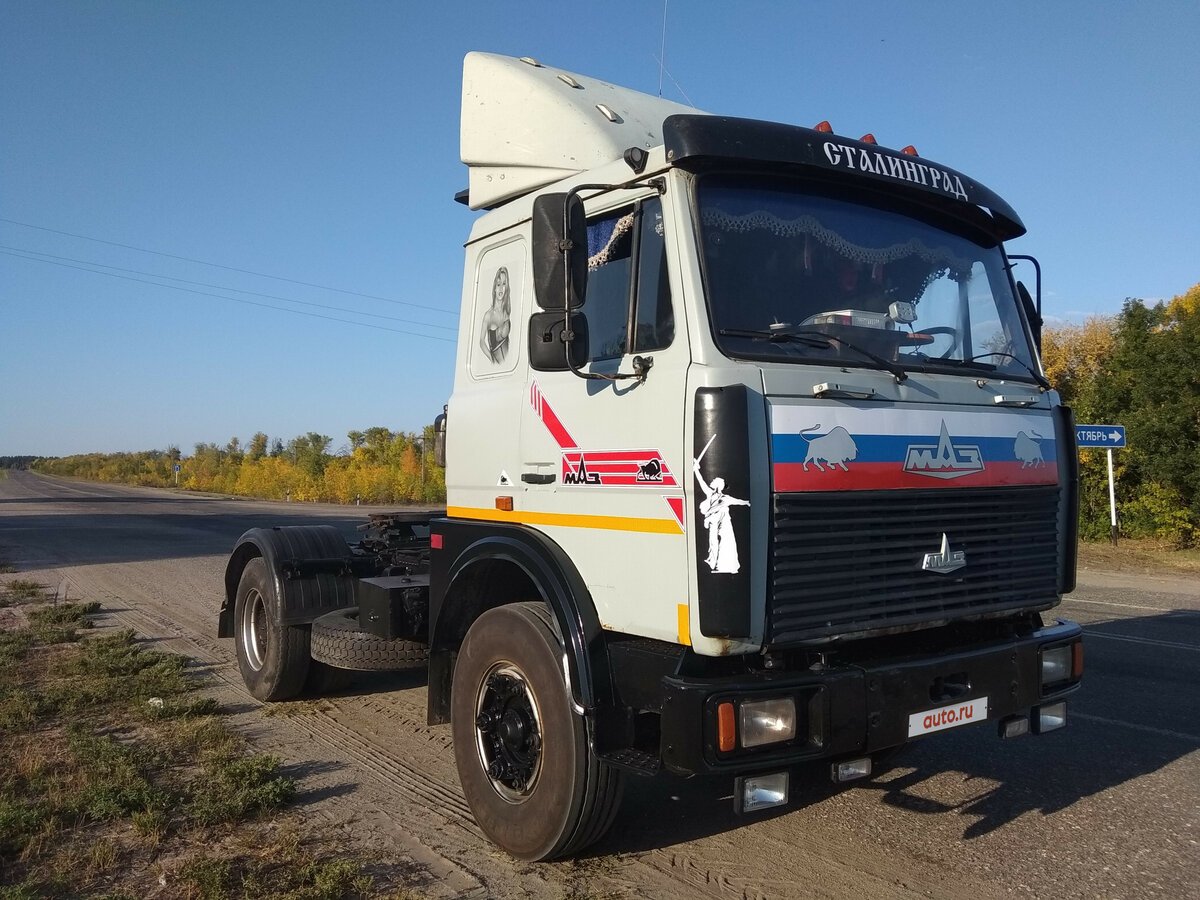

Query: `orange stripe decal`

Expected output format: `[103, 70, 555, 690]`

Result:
[677, 604, 691, 646]
[447, 505, 684, 535]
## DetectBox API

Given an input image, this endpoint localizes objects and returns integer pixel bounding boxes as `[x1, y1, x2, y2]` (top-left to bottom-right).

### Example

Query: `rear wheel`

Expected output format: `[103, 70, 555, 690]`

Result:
[451, 602, 623, 860]
[234, 558, 311, 701]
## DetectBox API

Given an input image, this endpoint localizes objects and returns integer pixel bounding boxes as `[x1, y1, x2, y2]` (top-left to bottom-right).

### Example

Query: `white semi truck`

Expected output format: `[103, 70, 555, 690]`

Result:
[218, 52, 1083, 861]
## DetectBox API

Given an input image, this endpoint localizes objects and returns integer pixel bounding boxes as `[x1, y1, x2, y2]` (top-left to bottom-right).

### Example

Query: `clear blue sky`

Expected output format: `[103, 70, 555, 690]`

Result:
[3, 1, 1197, 456]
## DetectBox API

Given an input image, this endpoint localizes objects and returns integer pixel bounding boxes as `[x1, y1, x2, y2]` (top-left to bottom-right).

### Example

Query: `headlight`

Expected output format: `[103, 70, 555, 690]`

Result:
[739, 697, 797, 748]
[1041, 645, 1073, 686]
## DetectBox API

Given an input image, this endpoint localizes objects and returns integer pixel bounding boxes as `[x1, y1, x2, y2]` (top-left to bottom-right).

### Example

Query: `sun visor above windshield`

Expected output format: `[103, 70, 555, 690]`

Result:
[663, 115, 1025, 241]
[460, 53, 702, 210]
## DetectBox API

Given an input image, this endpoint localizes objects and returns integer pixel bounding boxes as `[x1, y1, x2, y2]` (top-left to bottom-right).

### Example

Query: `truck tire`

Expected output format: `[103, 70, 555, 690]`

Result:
[234, 557, 311, 701]
[310, 607, 429, 671]
[451, 602, 623, 861]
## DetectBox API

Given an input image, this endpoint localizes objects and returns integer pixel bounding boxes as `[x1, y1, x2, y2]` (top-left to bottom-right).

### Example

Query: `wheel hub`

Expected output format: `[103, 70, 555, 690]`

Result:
[475, 667, 542, 800]
[241, 589, 268, 672]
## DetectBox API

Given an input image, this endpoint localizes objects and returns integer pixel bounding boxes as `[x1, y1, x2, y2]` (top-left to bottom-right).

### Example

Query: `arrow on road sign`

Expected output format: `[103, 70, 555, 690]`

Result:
[1075, 424, 1126, 449]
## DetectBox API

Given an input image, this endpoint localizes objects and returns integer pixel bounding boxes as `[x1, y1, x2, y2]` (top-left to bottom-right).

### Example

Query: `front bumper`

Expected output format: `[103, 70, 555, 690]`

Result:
[659, 619, 1082, 776]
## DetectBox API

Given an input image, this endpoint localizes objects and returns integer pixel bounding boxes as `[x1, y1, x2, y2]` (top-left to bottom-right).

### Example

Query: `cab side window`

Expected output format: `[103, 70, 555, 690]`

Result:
[584, 197, 674, 362]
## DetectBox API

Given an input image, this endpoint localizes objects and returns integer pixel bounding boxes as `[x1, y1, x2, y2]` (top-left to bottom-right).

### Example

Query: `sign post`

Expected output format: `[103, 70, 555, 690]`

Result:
[174, 463, 181, 487]
[1075, 425, 1127, 545]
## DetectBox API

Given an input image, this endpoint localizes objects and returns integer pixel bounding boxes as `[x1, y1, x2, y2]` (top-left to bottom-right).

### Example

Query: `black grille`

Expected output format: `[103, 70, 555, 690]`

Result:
[769, 486, 1060, 644]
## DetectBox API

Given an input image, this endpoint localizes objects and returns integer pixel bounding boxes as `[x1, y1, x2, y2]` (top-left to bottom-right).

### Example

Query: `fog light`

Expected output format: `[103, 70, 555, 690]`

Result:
[831, 757, 872, 782]
[1041, 645, 1072, 686]
[739, 697, 796, 748]
[735, 771, 789, 813]
[999, 714, 1030, 739]
[1033, 701, 1068, 734]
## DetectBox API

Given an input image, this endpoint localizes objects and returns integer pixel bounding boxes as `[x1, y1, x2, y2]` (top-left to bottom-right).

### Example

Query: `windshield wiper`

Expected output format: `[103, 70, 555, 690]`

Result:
[718, 327, 829, 348]
[941, 352, 1051, 390]
[718, 327, 908, 383]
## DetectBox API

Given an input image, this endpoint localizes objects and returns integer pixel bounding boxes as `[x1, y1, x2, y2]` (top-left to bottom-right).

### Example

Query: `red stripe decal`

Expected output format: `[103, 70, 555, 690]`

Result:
[665, 496, 686, 530]
[530, 381, 578, 450]
[774, 461, 1059, 492]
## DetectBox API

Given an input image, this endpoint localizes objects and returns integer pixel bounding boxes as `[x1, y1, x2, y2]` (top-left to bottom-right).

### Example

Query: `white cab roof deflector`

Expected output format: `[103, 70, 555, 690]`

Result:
[460, 52, 704, 210]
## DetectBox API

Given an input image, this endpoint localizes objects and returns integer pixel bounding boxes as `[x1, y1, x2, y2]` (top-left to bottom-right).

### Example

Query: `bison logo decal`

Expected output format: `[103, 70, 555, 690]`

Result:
[799, 425, 858, 472]
[1014, 431, 1045, 468]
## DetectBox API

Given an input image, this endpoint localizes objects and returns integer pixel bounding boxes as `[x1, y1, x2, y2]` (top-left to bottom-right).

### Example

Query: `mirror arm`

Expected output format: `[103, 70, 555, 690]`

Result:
[559, 179, 665, 383]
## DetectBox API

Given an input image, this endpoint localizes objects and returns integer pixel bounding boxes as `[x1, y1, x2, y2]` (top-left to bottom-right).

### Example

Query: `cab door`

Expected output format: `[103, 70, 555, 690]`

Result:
[519, 192, 691, 644]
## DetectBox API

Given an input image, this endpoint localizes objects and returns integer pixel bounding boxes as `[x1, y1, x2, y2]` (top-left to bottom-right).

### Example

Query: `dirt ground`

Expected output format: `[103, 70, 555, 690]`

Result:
[1, 470, 1196, 899]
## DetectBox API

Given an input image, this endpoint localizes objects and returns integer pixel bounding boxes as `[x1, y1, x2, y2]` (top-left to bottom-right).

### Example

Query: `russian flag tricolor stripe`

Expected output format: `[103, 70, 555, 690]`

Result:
[770, 404, 1059, 492]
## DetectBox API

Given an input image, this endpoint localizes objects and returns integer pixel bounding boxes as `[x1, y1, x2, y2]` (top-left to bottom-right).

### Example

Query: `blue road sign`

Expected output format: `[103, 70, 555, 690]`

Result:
[1076, 424, 1126, 448]
[174, 464, 182, 472]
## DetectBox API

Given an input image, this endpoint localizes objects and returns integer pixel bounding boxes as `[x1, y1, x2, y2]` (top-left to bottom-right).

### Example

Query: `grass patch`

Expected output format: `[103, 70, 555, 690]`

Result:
[177, 828, 375, 899]
[1077, 538, 1200, 575]
[0, 562, 16, 574]
[0, 580, 48, 607]
[0, 602, 394, 898]
[26, 600, 100, 643]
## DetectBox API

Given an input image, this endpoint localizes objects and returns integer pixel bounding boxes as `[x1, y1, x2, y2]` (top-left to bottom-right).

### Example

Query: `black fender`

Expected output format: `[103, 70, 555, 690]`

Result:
[217, 525, 360, 638]
[426, 518, 616, 728]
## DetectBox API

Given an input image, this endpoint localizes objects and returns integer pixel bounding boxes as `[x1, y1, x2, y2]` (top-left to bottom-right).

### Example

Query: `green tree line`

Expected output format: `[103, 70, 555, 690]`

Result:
[1043, 282, 1200, 546]
[33, 426, 445, 505]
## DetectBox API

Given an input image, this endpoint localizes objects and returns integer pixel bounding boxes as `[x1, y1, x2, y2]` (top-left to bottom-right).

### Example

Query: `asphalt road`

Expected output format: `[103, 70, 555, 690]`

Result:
[1, 470, 1196, 899]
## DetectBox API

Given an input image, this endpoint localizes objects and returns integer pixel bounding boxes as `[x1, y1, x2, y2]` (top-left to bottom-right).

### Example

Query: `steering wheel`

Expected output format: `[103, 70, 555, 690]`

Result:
[906, 326, 960, 358]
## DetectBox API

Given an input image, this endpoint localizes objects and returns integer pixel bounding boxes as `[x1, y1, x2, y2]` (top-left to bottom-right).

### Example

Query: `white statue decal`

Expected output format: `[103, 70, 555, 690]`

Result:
[693, 435, 750, 574]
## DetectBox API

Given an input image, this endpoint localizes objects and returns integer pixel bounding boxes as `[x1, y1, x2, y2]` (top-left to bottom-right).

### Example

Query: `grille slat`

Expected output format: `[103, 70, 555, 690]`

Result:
[768, 486, 1061, 643]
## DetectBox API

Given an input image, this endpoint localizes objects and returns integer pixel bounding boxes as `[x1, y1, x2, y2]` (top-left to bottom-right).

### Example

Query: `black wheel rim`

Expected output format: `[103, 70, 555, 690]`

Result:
[474, 662, 543, 803]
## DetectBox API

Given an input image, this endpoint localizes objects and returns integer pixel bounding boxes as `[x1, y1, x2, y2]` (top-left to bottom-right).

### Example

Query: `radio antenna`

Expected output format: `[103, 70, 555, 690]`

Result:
[658, 0, 667, 96]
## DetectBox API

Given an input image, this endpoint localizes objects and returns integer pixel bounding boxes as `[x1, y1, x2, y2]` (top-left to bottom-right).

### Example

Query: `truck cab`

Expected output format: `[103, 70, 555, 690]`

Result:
[220, 52, 1082, 862]
[434, 51, 1081, 852]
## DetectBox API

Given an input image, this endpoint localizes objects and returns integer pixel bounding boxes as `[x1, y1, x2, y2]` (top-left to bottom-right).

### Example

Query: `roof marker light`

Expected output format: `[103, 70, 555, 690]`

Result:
[557, 73, 582, 88]
[815, 120, 833, 133]
[901, 145, 919, 156]
[519, 56, 542, 67]
[860, 133, 877, 144]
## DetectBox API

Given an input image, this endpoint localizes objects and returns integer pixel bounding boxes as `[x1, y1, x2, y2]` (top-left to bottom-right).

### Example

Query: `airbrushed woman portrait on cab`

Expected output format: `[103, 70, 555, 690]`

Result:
[479, 266, 512, 364]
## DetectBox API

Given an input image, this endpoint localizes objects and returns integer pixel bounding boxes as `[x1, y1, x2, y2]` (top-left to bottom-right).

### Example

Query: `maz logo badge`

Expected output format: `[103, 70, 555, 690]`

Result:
[904, 421, 984, 479]
[922, 533, 966, 574]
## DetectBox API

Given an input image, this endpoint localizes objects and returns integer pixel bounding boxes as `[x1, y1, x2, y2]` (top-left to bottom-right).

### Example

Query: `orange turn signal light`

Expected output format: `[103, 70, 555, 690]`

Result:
[860, 133, 877, 144]
[1072, 641, 1084, 679]
[814, 120, 833, 133]
[718, 701, 736, 752]
[495, 496, 514, 512]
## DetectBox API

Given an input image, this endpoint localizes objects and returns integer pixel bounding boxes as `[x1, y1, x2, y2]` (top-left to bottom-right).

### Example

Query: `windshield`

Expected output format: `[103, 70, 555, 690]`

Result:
[697, 175, 1038, 380]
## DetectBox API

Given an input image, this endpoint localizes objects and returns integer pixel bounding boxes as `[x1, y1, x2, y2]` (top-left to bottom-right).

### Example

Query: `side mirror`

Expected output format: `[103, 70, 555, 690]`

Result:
[1017, 281, 1042, 352]
[529, 311, 589, 371]
[432, 407, 447, 468]
[532, 193, 587, 310]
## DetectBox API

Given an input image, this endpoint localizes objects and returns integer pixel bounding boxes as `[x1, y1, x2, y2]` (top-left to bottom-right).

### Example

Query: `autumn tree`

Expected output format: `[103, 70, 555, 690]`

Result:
[248, 432, 269, 460]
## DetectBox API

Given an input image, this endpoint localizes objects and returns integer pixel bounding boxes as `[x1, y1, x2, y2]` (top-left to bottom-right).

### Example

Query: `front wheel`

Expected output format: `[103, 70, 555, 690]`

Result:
[451, 602, 623, 860]
[234, 557, 311, 701]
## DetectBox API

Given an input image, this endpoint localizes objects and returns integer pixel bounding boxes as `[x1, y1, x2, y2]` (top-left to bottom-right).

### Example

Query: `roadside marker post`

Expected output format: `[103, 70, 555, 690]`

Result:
[1076, 425, 1127, 546]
